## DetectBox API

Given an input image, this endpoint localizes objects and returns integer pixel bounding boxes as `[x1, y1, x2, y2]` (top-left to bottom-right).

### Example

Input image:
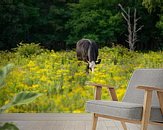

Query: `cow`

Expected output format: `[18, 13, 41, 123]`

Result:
[76, 39, 101, 73]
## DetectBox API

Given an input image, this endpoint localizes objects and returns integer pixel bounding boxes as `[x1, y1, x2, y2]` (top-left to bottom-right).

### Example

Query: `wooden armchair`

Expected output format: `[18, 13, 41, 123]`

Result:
[85, 69, 163, 130]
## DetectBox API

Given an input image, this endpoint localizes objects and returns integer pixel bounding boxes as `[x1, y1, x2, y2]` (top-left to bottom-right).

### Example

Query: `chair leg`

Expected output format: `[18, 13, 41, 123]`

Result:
[141, 122, 148, 130]
[121, 121, 127, 130]
[141, 90, 152, 130]
[92, 113, 98, 130]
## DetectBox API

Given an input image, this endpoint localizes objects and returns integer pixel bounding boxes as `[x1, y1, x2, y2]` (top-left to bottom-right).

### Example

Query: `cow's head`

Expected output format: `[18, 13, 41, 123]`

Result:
[88, 59, 101, 72]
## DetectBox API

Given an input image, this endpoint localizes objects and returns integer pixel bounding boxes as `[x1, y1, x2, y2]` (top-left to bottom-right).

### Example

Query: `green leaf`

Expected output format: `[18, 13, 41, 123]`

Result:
[11, 92, 42, 106]
[0, 64, 14, 78]
[0, 64, 14, 88]
[0, 103, 12, 113]
[0, 92, 42, 113]
[0, 81, 5, 89]
[0, 122, 19, 130]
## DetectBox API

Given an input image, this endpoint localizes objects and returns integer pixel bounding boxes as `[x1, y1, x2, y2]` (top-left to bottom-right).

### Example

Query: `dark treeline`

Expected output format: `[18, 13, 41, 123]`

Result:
[0, 0, 162, 51]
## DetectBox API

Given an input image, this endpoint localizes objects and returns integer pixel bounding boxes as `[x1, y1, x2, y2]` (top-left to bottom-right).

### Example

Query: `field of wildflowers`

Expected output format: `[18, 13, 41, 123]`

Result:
[0, 43, 163, 113]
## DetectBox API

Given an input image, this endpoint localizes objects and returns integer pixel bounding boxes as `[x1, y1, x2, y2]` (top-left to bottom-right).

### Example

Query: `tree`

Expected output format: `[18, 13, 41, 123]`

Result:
[142, 0, 163, 49]
[0, 0, 40, 50]
[66, 0, 124, 48]
[118, 4, 143, 51]
[142, 0, 162, 13]
[0, 0, 162, 50]
[0, 0, 71, 50]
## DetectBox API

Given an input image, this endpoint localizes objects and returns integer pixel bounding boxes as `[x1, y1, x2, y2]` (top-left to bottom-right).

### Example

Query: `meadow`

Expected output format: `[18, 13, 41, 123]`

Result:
[0, 43, 163, 113]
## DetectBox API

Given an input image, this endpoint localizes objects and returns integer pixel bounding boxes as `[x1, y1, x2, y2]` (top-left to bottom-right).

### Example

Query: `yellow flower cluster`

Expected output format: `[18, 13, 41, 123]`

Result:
[0, 45, 163, 113]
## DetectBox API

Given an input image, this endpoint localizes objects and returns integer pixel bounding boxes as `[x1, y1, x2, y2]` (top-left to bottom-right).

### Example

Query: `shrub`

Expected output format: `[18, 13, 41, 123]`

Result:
[13, 42, 45, 57]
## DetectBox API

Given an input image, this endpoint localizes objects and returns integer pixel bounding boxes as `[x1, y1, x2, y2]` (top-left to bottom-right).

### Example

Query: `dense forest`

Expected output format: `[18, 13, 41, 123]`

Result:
[0, 0, 162, 51]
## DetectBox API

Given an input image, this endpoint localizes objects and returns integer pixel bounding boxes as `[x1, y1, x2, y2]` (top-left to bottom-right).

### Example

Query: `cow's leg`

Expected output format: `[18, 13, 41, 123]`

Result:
[86, 64, 89, 74]
[77, 61, 82, 67]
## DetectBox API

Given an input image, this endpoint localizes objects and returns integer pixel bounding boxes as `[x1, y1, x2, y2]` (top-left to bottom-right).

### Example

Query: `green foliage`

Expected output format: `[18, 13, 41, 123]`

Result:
[156, 15, 163, 35]
[0, 123, 19, 130]
[66, 1, 123, 46]
[0, 0, 70, 50]
[12, 92, 42, 106]
[13, 43, 44, 57]
[141, 0, 163, 50]
[0, 64, 42, 129]
[0, 0, 163, 50]
[0, 1, 40, 50]
[0, 92, 42, 113]
[0, 44, 163, 113]
[142, 0, 162, 13]
[0, 64, 14, 88]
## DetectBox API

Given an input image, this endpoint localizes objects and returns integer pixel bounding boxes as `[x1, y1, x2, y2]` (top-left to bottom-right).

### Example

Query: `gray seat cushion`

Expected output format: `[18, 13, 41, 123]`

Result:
[86, 100, 163, 122]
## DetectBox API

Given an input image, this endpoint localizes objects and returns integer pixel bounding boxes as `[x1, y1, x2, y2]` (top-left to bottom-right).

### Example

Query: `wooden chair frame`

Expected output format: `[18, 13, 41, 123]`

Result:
[86, 82, 163, 130]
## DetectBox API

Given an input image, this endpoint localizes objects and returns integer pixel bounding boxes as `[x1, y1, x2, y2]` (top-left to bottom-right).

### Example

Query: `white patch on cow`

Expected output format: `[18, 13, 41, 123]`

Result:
[82, 38, 92, 45]
[89, 61, 95, 72]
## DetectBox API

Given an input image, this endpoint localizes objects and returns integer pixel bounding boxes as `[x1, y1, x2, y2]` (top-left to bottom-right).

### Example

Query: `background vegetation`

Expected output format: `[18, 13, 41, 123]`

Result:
[0, 43, 163, 113]
[0, 0, 163, 113]
[0, 64, 42, 129]
[0, 0, 162, 51]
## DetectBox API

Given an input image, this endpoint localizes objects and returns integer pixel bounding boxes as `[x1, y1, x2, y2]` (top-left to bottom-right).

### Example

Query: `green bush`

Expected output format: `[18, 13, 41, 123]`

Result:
[13, 43, 45, 57]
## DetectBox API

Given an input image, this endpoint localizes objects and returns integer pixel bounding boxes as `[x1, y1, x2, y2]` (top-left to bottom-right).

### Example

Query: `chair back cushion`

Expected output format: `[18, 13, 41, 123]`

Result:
[123, 69, 163, 107]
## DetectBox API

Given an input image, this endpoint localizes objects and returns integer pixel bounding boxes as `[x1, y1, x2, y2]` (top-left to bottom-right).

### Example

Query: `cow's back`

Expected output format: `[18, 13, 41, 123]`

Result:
[76, 39, 91, 62]
[88, 41, 98, 62]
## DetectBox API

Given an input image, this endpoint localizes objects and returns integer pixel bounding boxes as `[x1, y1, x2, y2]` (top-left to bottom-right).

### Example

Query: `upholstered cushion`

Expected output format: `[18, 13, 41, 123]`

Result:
[86, 100, 163, 122]
[123, 69, 163, 106]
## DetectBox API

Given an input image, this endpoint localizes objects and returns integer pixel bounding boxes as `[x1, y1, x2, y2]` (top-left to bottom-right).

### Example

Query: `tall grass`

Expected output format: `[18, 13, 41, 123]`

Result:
[0, 44, 163, 113]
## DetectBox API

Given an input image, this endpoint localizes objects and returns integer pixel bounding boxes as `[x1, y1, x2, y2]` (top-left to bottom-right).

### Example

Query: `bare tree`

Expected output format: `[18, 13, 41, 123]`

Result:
[118, 4, 144, 51]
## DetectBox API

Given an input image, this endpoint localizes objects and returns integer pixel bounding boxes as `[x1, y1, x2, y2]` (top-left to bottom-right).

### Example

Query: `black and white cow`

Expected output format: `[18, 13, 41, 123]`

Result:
[76, 39, 101, 73]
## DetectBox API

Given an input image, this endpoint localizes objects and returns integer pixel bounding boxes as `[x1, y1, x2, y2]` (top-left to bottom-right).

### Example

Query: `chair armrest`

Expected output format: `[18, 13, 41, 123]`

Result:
[85, 82, 114, 89]
[85, 82, 118, 101]
[137, 86, 163, 92]
[137, 85, 163, 117]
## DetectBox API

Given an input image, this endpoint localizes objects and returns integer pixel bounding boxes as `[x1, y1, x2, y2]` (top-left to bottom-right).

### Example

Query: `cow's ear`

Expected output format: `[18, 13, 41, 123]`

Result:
[95, 59, 101, 64]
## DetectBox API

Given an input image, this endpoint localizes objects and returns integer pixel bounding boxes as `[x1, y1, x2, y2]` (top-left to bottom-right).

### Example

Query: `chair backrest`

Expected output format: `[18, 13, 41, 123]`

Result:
[123, 69, 163, 107]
